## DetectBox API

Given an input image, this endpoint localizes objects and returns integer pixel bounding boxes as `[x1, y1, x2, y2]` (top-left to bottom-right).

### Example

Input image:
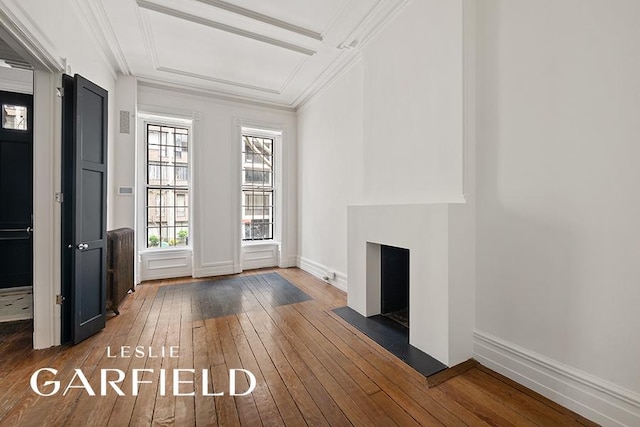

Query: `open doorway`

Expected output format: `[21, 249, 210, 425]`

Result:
[0, 49, 33, 324]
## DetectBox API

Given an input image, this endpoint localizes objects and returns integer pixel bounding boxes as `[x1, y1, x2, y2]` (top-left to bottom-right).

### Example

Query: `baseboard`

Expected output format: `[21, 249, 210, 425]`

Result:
[297, 256, 347, 292]
[474, 330, 640, 427]
[278, 255, 298, 268]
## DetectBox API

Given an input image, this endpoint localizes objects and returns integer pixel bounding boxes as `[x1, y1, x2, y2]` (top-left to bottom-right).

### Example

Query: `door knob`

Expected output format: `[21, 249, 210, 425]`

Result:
[77, 243, 89, 250]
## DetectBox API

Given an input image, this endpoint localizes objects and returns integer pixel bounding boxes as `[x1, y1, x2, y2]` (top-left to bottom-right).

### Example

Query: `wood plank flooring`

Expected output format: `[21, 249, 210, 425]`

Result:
[0, 268, 598, 426]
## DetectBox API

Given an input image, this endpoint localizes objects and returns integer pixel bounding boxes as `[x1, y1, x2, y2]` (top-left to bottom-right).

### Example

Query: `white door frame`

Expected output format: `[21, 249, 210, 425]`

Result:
[0, 3, 65, 348]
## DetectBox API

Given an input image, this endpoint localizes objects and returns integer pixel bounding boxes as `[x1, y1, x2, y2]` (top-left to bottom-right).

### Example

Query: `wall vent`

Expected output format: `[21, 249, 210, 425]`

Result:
[119, 110, 130, 134]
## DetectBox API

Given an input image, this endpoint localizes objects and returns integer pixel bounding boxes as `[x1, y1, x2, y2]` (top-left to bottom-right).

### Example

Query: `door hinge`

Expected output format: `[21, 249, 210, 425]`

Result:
[56, 295, 65, 305]
[57, 87, 64, 97]
[55, 192, 64, 203]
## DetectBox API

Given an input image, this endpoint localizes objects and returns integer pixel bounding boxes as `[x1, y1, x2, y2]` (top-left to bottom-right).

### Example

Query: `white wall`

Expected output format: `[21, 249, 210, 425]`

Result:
[297, 61, 364, 285]
[137, 85, 297, 279]
[362, 0, 464, 204]
[475, 1, 640, 424]
[111, 76, 137, 230]
[298, 0, 466, 285]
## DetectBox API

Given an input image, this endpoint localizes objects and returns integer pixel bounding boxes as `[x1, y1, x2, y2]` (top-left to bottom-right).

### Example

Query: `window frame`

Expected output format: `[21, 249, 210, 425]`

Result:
[241, 131, 276, 242]
[140, 116, 193, 252]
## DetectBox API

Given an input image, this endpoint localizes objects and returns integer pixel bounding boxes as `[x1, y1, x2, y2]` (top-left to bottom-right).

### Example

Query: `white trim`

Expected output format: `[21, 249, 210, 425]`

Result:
[0, 0, 65, 72]
[156, 65, 282, 95]
[298, 256, 347, 292]
[241, 243, 279, 270]
[136, 0, 316, 56]
[135, 111, 195, 281]
[0, 75, 32, 94]
[68, 0, 118, 80]
[338, 0, 409, 51]
[139, 249, 193, 281]
[193, 0, 322, 41]
[234, 119, 291, 273]
[32, 70, 61, 349]
[137, 79, 296, 112]
[71, 0, 131, 75]
[474, 330, 640, 427]
[192, 261, 239, 278]
[278, 255, 297, 269]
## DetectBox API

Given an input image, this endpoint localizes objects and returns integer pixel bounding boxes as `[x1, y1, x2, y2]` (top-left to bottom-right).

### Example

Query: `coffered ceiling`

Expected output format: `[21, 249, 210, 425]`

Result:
[77, 0, 408, 109]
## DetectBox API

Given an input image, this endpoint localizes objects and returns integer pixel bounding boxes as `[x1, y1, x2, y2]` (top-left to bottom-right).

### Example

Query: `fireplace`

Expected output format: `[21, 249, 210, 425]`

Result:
[380, 245, 409, 328]
[347, 203, 475, 366]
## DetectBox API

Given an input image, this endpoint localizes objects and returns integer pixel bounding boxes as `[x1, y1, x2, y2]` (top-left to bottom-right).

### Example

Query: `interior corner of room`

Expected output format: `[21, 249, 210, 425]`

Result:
[0, 0, 639, 425]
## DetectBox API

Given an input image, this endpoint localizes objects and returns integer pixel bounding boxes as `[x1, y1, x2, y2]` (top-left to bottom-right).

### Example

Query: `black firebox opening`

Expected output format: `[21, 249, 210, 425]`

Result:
[380, 245, 409, 328]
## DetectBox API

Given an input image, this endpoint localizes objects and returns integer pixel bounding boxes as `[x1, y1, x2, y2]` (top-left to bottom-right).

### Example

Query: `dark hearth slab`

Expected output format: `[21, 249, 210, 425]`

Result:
[332, 306, 447, 377]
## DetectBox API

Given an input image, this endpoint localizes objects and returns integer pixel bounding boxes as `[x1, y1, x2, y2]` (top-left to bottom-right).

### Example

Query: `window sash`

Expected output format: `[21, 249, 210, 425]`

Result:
[146, 123, 190, 248]
[242, 134, 274, 241]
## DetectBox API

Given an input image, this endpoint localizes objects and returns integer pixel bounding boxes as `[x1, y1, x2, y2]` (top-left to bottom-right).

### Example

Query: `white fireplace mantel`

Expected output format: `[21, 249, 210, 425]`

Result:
[347, 203, 474, 366]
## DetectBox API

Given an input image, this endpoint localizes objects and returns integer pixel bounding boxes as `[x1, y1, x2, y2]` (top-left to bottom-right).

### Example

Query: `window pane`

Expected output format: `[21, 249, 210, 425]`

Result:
[241, 133, 275, 241]
[147, 227, 160, 247]
[2, 104, 28, 130]
[146, 124, 189, 248]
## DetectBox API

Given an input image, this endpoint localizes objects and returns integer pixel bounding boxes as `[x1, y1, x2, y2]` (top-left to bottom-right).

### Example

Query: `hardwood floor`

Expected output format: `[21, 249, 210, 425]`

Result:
[0, 268, 597, 426]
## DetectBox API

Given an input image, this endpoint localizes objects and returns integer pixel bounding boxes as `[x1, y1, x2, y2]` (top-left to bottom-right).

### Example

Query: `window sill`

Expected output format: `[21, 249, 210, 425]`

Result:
[139, 247, 192, 255]
[242, 241, 280, 248]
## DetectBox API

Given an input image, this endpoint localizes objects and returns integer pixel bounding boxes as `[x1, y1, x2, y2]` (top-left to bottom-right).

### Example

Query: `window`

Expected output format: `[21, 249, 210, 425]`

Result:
[2, 104, 28, 130]
[242, 134, 274, 241]
[146, 124, 190, 248]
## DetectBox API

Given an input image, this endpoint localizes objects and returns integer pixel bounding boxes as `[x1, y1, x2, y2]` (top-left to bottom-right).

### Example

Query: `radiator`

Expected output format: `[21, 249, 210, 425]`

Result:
[106, 227, 134, 315]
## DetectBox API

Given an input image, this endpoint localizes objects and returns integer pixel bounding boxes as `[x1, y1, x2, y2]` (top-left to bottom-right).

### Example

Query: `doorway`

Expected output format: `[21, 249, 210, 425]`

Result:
[0, 89, 33, 323]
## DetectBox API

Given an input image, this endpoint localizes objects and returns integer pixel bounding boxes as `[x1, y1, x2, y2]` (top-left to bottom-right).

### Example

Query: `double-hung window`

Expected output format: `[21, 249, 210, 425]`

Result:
[146, 124, 190, 248]
[242, 134, 274, 241]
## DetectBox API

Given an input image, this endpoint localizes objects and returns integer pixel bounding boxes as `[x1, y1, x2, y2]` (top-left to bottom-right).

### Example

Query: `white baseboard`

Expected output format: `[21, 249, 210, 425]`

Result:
[297, 256, 347, 292]
[279, 255, 298, 268]
[474, 330, 640, 427]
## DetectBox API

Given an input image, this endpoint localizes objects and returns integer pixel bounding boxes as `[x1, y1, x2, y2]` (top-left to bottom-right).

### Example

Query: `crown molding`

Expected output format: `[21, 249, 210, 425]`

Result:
[339, 0, 409, 50]
[80, 0, 132, 75]
[194, 0, 322, 41]
[0, 0, 64, 72]
[136, 0, 316, 56]
[294, 48, 361, 111]
[156, 66, 281, 95]
[137, 76, 296, 113]
[68, 0, 118, 80]
[295, 0, 409, 110]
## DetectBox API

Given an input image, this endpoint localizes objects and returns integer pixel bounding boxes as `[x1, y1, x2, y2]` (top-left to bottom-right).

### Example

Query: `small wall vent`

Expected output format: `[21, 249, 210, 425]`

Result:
[119, 110, 130, 134]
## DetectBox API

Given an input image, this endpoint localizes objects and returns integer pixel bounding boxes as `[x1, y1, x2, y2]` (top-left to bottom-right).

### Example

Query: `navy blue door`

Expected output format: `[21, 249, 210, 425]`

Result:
[61, 74, 108, 344]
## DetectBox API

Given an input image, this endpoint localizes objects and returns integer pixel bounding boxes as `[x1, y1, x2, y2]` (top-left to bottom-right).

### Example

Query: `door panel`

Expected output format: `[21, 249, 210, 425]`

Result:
[0, 90, 33, 289]
[61, 74, 108, 344]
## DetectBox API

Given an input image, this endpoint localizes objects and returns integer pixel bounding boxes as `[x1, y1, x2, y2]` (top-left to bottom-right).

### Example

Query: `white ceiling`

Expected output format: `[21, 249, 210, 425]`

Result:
[80, 0, 408, 109]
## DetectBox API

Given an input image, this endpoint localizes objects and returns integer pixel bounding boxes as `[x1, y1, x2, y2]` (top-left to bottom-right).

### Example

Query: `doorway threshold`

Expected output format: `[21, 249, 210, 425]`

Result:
[332, 306, 447, 377]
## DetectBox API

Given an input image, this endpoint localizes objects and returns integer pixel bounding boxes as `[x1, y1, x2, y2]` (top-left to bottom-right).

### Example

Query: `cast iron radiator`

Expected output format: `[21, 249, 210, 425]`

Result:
[106, 227, 134, 315]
